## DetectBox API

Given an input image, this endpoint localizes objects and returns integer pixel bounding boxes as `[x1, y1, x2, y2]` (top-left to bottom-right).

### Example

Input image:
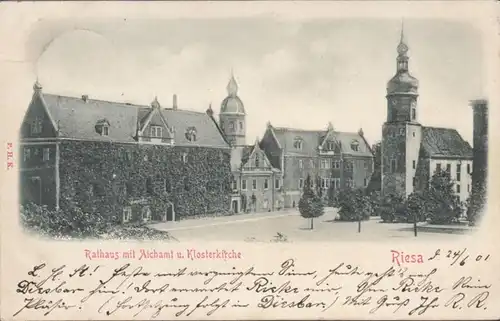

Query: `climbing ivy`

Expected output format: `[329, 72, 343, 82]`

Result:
[59, 141, 232, 223]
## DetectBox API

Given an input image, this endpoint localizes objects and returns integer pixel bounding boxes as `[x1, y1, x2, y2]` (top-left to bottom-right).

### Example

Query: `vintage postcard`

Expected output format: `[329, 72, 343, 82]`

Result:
[0, 1, 499, 320]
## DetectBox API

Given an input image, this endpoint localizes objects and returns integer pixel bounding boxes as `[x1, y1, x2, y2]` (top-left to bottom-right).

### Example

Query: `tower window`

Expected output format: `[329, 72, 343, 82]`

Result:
[30, 116, 43, 134]
[229, 122, 234, 130]
[298, 159, 303, 168]
[239, 121, 243, 130]
[327, 141, 335, 150]
[390, 158, 397, 173]
[255, 155, 260, 168]
[411, 108, 416, 121]
[412, 160, 416, 169]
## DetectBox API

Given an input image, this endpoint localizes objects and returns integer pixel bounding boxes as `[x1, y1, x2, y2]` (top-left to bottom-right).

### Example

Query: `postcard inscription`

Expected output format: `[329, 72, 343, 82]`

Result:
[12, 248, 492, 319]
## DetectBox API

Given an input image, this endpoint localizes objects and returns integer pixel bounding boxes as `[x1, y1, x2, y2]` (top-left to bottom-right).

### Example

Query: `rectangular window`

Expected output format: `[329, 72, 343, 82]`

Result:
[123, 207, 132, 223]
[299, 178, 304, 189]
[275, 179, 280, 189]
[446, 164, 451, 172]
[364, 161, 369, 170]
[456, 173, 461, 182]
[411, 108, 416, 120]
[264, 179, 269, 190]
[142, 206, 151, 222]
[412, 160, 416, 169]
[390, 158, 397, 173]
[24, 148, 31, 161]
[241, 179, 247, 190]
[310, 160, 314, 168]
[467, 184, 470, 192]
[298, 159, 303, 169]
[364, 178, 367, 187]
[102, 126, 109, 136]
[43, 148, 50, 161]
[412, 177, 416, 187]
[30, 117, 43, 134]
[467, 164, 471, 174]
[232, 179, 238, 191]
[436, 163, 442, 172]
[252, 179, 257, 190]
[457, 184, 461, 193]
[399, 128, 405, 135]
[150, 126, 162, 138]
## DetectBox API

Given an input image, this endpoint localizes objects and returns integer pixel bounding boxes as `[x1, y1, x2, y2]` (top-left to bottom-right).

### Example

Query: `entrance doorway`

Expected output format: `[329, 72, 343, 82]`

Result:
[162, 202, 175, 221]
[232, 200, 239, 213]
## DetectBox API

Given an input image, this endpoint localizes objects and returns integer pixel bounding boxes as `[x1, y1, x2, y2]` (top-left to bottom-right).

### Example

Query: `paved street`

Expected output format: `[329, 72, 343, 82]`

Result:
[149, 208, 470, 242]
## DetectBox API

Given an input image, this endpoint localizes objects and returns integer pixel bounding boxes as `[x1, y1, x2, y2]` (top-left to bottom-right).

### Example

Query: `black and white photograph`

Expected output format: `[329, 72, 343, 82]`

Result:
[17, 14, 490, 242]
[1, 2, 499, 321]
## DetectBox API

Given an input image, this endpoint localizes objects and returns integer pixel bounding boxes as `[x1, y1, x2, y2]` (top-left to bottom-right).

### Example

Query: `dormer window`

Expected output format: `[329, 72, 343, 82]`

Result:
[351, 140, 359, 152]
[30, 116, 43, 134]
[293, 137, 303, 150]
[327, 141, 335, 150]
[151, 126, 162, 138]
[185, 127, 197, 142]
[95, 119, 110, 136]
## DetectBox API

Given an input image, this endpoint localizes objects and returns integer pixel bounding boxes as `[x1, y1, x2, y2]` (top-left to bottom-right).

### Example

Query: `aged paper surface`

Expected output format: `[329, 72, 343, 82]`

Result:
[0, 1, 499, 320]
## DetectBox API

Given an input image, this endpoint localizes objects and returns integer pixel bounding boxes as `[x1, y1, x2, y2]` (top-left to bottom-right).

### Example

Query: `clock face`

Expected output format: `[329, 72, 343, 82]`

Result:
[411, 101, 416, 108]
[391, 99, 398, 106]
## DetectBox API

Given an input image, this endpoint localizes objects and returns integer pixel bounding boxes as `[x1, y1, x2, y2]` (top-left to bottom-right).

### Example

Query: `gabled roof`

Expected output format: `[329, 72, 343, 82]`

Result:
[269, 126, 373, 157]
[421, 126, 472, 159]
[40, 93, 229, 148]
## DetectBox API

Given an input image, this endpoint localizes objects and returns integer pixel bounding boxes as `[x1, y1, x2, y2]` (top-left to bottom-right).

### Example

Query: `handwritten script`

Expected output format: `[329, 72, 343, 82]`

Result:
[12, 248, 493, 319]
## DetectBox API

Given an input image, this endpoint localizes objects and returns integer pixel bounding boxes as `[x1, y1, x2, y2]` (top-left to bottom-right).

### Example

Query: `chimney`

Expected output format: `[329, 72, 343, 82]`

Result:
[82, 95, 89, 102]
[173, 94, 178, 110]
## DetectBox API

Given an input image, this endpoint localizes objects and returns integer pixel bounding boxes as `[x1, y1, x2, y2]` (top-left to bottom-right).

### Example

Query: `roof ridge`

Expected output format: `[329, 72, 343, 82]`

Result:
[43, 93, 147, 108]
[423, 125, 459, 131]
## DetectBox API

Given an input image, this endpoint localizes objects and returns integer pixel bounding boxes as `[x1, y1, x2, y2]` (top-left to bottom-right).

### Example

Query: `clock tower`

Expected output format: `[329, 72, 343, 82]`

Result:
[381, 23, 422, 197]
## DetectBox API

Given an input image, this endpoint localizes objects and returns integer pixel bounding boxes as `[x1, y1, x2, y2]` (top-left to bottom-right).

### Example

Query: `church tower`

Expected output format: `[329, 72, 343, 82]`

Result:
[381, 23, 422, 197]
[219, 71, 246, 146]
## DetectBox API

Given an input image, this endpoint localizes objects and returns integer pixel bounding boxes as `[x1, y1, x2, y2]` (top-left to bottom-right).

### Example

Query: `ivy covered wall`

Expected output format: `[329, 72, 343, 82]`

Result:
[58, 140, 232, 223]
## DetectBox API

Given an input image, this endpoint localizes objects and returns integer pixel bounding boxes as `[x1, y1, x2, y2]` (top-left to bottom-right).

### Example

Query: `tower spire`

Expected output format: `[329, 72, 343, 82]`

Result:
[400, 19, 405, 44]
[227, 69, 239, 97]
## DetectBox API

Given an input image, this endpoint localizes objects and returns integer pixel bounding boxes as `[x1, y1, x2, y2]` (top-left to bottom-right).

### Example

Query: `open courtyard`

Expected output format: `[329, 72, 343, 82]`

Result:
[149, 208, 474, 242]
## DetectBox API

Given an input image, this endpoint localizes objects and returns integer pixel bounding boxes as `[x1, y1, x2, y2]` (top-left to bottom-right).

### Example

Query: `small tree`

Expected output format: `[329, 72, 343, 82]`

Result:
[406, 192, 427, 236]
[337, 188, 372, 222]
[424, 170, 463, 225]
[327, 184, 336, 207]
[298, 175, 324, 229]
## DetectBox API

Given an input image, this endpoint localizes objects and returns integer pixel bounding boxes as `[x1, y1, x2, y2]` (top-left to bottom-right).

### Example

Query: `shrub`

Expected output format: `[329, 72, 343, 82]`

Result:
[336, 188, 372, 221]
[424, 170, 463, 225]
[378, 193, 406, 223]
[20, 202, 108, 239]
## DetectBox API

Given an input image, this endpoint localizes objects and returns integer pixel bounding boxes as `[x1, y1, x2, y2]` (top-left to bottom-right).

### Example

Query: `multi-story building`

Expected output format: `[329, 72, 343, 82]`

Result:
[19, 81, 233, 223]
[210, 73, 283, 213]
[260, 122, 374, 208]
[381, 27, 473, 203]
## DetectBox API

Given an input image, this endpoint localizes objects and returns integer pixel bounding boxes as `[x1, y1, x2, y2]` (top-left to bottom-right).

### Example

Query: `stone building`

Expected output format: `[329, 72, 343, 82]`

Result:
[381, 27, 473, 202]
[20, 81, 233, 223]
[209, 73, 283, 213]
[260, 122, 374, 208]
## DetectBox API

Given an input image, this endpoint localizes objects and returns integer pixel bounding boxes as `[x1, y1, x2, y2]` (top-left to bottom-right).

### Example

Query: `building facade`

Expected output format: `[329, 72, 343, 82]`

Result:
[210, 73, 284, 213]
[381, 27, 473, 202]
[20, 81, 233, 224]
[260, 122, 374, 208]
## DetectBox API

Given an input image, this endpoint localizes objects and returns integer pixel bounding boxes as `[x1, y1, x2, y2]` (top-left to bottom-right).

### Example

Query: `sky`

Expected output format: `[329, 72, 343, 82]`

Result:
[29, 17, 484, 145]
